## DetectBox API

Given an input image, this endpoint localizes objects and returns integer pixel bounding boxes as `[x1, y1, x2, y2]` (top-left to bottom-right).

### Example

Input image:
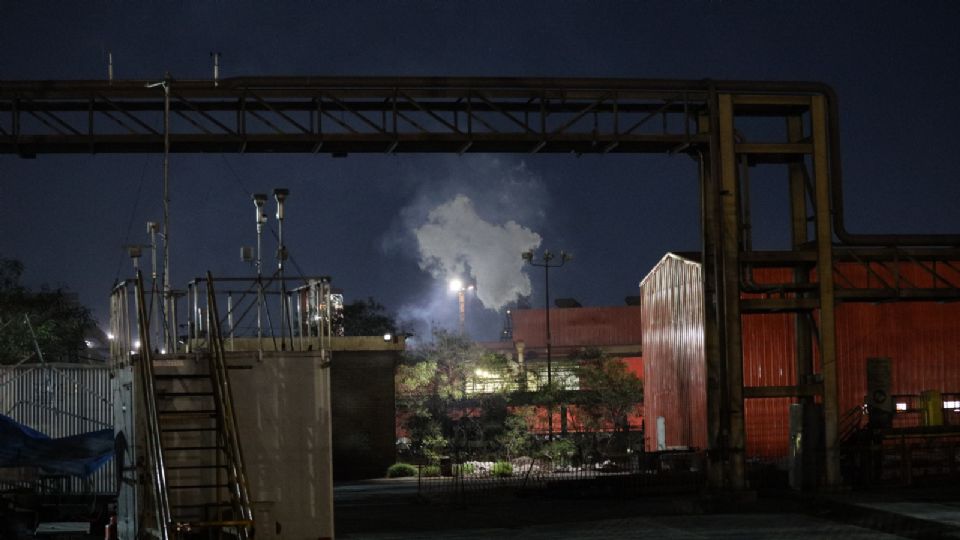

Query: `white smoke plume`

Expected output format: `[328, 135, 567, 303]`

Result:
[414, 194, 541, 311]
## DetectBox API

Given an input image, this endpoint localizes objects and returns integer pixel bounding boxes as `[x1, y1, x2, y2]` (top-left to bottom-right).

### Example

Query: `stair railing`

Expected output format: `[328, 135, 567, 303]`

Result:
[135, 271, 173, 540]
[205, 272, 254, 535]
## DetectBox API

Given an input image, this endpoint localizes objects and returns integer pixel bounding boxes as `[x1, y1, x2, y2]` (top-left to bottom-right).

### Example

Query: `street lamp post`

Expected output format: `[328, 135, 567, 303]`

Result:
[522, 249, 571, 441]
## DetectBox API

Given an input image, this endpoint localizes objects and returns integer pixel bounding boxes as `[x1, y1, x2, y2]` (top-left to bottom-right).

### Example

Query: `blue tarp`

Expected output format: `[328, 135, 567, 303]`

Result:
[0, 414, 113, 477]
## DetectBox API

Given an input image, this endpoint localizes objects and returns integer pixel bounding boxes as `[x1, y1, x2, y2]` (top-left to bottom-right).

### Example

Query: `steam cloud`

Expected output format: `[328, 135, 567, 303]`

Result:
[414, 195, 541, 311]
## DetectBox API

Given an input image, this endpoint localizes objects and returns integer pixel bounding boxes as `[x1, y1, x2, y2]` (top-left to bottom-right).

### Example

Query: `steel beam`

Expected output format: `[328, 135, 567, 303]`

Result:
[811, 95, 840, 487]
[718, 94, 746, 490]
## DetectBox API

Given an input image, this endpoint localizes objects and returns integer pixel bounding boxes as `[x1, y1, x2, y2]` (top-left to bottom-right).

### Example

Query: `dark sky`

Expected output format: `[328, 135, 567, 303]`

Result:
[2, 1, 959, 341]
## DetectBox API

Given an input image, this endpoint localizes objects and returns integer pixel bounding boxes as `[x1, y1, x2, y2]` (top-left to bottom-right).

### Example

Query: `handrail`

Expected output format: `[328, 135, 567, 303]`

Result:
[205, 272, 254, 535]
[838, 403, 867, 444]
[134, 271, 172, 539]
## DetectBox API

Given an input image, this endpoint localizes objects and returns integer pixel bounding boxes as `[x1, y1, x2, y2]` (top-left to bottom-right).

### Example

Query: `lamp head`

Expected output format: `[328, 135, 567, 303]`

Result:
[521, 250, 533, 262]
[448, 278, 463, 293]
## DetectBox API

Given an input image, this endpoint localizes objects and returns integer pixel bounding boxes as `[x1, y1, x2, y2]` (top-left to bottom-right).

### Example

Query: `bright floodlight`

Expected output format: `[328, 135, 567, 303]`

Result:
[448, 278, 463, 292]
[383, 333, 393, 342]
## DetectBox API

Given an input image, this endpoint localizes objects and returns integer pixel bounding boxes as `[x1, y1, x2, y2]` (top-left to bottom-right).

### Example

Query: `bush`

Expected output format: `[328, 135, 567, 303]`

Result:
[541, 439, 577, 463]
[491, 461, 513, 477]
[386, 463, 417, 478]
[421, 465, 441, 477]
[452, 462, 476, 476]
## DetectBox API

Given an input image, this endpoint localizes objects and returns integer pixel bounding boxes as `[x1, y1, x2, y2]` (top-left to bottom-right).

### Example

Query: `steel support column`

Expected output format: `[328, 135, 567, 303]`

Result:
[700, 101, 726, 489]
[811, 96, 840, 486]
[718, 94, 746, 489]
[788, 114, 815, 406]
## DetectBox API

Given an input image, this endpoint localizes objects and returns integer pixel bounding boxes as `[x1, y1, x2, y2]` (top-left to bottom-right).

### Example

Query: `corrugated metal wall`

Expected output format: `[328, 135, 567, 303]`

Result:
[641, 254, 960, 460]
[835, 301, 960, 425]
[512, 305, 643, 348]
[742, 268, 798, 459]
[0, 363, 115, 494]
[640, 254, 706, 452]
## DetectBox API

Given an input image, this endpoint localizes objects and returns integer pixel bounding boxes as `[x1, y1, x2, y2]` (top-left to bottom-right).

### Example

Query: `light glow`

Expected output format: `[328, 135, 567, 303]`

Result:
[448, 278, 463, 292]
[896, 402, 908, 411]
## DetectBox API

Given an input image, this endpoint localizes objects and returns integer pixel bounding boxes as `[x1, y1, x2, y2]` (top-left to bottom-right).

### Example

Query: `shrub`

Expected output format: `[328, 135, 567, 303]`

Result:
[541, 439, 577, 463]
[386, 462, 418, 478]
[421, 465, 441, 477]
[452, 462, 476, 476]
[491, 461, 513, 477]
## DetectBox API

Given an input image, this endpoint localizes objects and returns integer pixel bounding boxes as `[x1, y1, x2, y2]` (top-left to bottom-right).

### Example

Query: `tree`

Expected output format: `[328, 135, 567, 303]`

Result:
[341, 297, 397, 336]
[395, 330, 521, 461]
[0, 257, 96, 365]
[575, 348, 644, 436]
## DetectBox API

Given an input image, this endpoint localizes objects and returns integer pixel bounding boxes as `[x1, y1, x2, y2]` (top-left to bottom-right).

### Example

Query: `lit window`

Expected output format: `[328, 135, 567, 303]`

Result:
[944, 400, 960, 409]
[895, 402, 908, 411]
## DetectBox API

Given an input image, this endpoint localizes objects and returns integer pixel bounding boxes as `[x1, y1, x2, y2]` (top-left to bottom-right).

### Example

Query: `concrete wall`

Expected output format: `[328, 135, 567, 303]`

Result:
[330, 350, 397, 481]
[228, 351, 334, 540]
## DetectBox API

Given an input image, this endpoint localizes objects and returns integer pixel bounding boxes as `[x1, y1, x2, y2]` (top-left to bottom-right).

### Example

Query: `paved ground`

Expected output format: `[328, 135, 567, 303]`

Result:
[334, 479, 960, 539]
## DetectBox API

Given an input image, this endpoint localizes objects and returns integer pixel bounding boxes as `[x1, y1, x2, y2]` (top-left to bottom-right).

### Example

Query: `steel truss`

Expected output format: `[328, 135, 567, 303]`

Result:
[3, 76, 959, 491]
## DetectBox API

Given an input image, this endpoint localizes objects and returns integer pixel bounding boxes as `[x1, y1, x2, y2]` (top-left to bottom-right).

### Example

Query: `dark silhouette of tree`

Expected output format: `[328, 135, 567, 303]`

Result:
[341, 297, 397, 337]
[0, 256, 96, 364]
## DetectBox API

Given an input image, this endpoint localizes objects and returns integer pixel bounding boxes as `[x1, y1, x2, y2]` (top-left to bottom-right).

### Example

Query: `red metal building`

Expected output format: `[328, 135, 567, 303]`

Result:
[501, 305, 644, 433]
[641, 252, 960, 460]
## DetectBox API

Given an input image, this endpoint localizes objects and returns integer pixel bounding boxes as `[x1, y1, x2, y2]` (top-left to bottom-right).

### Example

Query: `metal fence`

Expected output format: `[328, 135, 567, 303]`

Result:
[0, 363, 115, 495]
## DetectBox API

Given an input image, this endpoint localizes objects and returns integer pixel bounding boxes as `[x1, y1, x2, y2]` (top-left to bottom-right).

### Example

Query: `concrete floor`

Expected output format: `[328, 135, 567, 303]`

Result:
[334, 479, 960, 539]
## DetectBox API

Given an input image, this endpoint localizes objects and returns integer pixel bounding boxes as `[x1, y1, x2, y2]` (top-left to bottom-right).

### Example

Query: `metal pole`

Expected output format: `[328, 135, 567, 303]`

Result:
[253, 194, 267, 356]
[148, 222, 160, 351]
[161, 77, 171, 354]
[274, 189, 289, 351]
[522, 249, 569, 442]
[544, 255, 553, 441]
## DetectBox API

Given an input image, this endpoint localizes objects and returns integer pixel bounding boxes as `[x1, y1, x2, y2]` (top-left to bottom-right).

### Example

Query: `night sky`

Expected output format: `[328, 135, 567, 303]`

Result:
[2, 1, 959, 342]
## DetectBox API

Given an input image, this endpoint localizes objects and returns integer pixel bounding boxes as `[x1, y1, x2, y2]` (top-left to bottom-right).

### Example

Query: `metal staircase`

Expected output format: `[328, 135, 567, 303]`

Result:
[135, 271, 253, 538]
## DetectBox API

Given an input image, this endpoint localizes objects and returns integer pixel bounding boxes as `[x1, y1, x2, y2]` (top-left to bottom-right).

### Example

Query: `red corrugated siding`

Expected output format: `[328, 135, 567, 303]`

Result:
[512, 306, 643, 348]
[835, 301, 960, 423]
[640, 254, 706, 452]
[741, 268, 797, 459]
[642, 254, 960, 460]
